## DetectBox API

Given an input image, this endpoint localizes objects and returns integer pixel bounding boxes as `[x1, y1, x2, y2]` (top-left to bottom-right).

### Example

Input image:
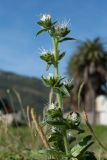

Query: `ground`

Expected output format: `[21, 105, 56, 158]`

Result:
[0, 125, 107, 160]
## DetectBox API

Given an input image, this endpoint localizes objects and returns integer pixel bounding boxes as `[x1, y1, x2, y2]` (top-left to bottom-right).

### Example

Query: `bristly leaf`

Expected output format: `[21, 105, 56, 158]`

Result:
[82, 151, 97, 160]
[59, 37, 76, 43]
[70, 135, 94, 158]
[39, 149, 66, 159]
[46, 63, 52, 71]
[36, 28, 47, 36]
[59, 85, 70, 96]
[41, 75, 50, 87]
[58, 52, 65, 60]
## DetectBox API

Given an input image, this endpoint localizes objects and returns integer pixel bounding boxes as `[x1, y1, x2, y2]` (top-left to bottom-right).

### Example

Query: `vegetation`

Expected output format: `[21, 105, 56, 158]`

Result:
[0, 15, 107, 160]
[29, 14, 98, 160]
[0, 125, 106, 159]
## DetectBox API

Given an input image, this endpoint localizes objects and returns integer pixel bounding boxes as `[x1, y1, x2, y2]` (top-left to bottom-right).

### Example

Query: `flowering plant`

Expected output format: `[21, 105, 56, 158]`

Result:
[31, 14, 97, 160]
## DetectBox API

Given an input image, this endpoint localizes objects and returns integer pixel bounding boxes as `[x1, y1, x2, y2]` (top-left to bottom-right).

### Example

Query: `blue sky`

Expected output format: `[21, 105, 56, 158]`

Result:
[0, 0, 107, 78]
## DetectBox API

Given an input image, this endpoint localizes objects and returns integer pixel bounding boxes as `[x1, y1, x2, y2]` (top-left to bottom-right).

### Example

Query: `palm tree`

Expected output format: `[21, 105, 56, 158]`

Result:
[68, 38, 107, 122]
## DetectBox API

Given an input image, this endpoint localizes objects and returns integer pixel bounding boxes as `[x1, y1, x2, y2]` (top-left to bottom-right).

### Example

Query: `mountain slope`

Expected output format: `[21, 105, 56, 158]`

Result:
[0, 70, 49, 115]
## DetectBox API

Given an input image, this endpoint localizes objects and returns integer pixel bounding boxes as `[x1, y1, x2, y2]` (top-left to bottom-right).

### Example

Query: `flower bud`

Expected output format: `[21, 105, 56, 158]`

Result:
[38, 14, 52, 29]
[67, 112, 81, 126]
[50, 21, 70, 38]
[40, 14, 51, 22]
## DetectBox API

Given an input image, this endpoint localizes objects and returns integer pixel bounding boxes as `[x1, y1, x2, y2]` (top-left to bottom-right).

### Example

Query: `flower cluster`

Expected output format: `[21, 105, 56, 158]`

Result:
[50, 21, 70, 38]
[38, 14, 52, 29]
[40, 48, 66, 71]
[40, 14, 51, 22]
[42, 73, 64, 89]
[37, 14, 75, 41]
[40, 48, 54, 65]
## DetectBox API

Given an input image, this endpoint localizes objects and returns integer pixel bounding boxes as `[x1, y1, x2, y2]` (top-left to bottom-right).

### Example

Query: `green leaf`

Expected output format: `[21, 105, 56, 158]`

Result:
[82, 151, 97, 160]
[48, 132, 62, 142]
[46, 63, 52, 71]
[70, 135, 94, 158]
[45, 149, 66, 159]
[52, 21, 57, 25]
[46, 119, 70, 130]
[60, 85, 70, 96]
[46, 120, 65, 125]
[31, 149, 65, 160]
[47, 109, 62, 118]
[58, 52, 66, 60]
[53, 76, 65, 88]
[41, 76, 50, 87]
[59, 37, 76, 43]
[36, 28, 47, 36]
[37, 21, 43, 26]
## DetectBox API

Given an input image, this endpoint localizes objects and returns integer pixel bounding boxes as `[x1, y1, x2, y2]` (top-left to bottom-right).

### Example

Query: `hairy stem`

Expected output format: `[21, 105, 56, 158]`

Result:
[52, 37, 62, 109]
[53, 37, 69, 155]
[63, 133, 69, 155]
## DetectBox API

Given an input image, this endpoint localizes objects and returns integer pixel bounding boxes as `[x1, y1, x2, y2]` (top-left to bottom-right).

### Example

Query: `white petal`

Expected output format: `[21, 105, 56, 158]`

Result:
[40, 14, 51, 21]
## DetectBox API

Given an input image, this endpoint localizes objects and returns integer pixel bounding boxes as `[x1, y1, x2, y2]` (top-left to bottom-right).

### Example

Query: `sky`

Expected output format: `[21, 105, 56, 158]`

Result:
[0, 0, 107, 78]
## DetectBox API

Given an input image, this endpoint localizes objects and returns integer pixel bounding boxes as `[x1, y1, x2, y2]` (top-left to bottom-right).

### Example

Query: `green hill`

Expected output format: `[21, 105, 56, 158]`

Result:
[0, 70, 49, 115]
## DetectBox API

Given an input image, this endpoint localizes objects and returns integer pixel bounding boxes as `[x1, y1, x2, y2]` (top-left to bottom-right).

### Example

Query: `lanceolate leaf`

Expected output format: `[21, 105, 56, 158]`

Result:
[82, 151, 97, 160]
[58, 52, 66, 60]
[59, 37, 76, 43]
[47, 109, 62, 118]
[46, 63, 51, 71]
[70, 135, 94, 158]
[41, 76, 50, 87]
[46, 120, 66, 125]
[60, 85, 70, 96]
[36, 28, 47, 36]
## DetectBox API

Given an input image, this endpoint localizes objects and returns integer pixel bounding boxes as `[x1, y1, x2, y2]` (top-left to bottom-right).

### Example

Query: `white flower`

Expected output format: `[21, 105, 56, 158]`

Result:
[51, 126, 57, 133]
[71, 112, 81, 124]
[47, 73, 54, 80]
[40, 14, 51, 22]
[60, 19, 70, 29]
[39, 48, 49, 55]
[63, 79, 73, 87]
[71, 112, 78, 121]
[48, 102, 56, 110]
[39, 48, 54, 55]
[55, 19, 70, 30]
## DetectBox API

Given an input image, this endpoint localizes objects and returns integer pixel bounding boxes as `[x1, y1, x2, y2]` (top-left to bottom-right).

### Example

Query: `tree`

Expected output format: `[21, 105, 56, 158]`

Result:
[68, 38, 107, 118]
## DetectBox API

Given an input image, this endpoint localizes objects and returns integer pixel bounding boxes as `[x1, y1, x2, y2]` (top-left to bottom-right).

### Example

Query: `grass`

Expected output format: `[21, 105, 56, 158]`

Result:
[89, 125, 107, 159]
[0, 124, 106, 159]
[0, 125, 43, 160]
[79, 124, 107, 159]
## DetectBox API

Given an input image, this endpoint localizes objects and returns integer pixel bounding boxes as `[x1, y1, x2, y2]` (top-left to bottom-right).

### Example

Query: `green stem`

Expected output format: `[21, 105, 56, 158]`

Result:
[53, 37, 69, 155]
[52, 37, 62, 109]
[63, 133, 69, 155]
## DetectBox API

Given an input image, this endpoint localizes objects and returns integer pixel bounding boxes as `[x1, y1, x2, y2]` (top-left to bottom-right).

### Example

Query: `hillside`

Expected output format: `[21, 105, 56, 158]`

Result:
[0, 70, 49, 115]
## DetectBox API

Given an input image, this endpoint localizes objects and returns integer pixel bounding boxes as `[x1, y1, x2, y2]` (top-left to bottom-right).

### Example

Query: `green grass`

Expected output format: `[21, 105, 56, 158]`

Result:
[0, 124, 106, 159]
[0, 125, 43, 160]
[80, 124, 107, 159]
